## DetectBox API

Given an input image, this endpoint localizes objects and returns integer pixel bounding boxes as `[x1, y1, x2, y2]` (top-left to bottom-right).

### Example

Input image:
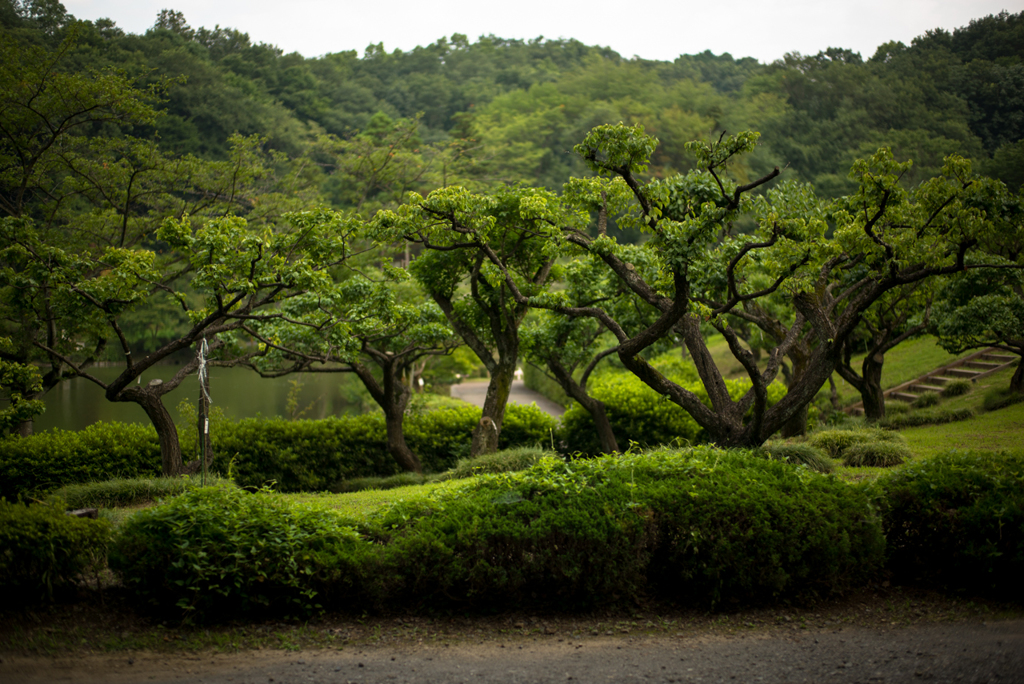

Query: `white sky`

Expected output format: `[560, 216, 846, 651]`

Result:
[64, 0, 1023, 63]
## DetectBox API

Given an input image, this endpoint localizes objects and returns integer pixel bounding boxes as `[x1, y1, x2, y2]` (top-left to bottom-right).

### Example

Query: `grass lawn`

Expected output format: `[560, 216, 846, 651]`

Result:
[280, 479, 469, 522]
[705, 333, 967, 407]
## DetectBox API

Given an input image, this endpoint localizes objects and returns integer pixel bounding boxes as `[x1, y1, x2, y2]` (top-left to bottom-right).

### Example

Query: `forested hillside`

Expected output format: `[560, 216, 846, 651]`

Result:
[3, 1, 1021, 208]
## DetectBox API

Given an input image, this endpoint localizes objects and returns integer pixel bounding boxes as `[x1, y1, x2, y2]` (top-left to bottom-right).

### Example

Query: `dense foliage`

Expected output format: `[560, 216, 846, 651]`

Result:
[0, 422, 161, 499]
[109, 485, 365, 619]
[876, 450, 1024, 599]
[110, 447, 885, 619]
[0, 499, 112, 604]
[0, 403, 557, 497]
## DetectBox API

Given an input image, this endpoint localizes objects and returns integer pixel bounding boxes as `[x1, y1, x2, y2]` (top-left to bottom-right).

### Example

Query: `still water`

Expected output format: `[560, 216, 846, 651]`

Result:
[33, 365, 373, 433]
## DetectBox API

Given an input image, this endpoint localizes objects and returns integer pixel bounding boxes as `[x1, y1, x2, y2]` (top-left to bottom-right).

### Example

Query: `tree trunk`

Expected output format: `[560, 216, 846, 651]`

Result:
[860, 352, 886, 421]
[1011, 354, 1024, 394]
[471, 359, 516, 456]
[779, 353, 810, 438]
[16, 419, 32, 437]
[587, 399, 619, 454]
[384, 403, 422, 473]
[120, 385, 196, 477]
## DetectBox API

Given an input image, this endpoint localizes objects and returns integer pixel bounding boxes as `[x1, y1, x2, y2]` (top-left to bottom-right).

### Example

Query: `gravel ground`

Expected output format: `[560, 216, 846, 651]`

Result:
[3, 619, 1022, 683]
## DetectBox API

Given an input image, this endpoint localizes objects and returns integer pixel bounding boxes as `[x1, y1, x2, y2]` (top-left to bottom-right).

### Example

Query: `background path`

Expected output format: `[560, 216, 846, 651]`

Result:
[450, 380, 565, 418]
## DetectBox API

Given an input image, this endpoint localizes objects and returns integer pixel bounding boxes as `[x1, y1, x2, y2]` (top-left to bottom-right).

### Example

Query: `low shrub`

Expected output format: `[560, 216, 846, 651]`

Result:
[110, 485, 366, 620]
[50, 476, 234, 509]
[875, 449, 1024, 599]
[0, 500, 112, 605]
[754, 442, 834, 473]
[438, 446, 553, 481]
[633, 448, 884, 606]
[808, 428, 905, 459]
[911, 392, 940, 409]
[982, 386, 1024, 412]
[369, 448, 884, 610]
[0, 423, 161, 499]
[334, 472, 428, 493]
[941, 379, 972, 398]
[878, 407, 974, 429]
[842, 441, 913, 468]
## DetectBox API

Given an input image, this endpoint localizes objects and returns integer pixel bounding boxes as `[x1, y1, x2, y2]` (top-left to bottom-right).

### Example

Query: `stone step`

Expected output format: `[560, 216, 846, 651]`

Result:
[929, 376, 958, 385]
[910, 383, 945, 393]
[981, 353, 1015, 363]
[890, 391, 918, 402]
[965, 360, 1005, 370]
[946, 367, 982, 378]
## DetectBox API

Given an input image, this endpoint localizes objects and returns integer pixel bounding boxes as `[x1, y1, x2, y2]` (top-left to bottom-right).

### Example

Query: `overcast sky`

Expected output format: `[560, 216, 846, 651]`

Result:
[63, 0, 1023, 63]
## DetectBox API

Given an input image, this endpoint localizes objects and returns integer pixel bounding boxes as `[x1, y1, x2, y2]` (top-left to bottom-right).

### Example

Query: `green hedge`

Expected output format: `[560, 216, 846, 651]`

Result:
[0, 423, 161, 499]
[222, 402, 557, 492]
[110, 485, 365, 620]
[0, 500, 112, 605]
[0, 401, 558, 497]
[875, 449, 1024, 599]
[111, 447, 885, 620]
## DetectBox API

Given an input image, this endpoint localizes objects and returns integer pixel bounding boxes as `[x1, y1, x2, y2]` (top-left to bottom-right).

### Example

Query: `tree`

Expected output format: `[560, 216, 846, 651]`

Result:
[370, 184, 574, 455]
[484, 124, 1019, 447]
[234, 274, 461, 473]
[835, 281, 933, 419]
[0, 207, 356, 474]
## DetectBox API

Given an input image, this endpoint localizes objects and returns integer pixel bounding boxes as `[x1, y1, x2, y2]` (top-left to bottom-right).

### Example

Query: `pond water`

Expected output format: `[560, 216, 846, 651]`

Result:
[33, 365, 374, 433]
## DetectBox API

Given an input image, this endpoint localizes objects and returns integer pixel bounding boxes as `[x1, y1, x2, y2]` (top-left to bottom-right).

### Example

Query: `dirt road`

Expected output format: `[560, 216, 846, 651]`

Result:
[4, 619, 1022, 684]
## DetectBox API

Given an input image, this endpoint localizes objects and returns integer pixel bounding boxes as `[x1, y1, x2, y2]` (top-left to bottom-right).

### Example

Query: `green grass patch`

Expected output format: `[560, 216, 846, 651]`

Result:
[49, 476, 234, 509]
[900, 400, 1024, 458]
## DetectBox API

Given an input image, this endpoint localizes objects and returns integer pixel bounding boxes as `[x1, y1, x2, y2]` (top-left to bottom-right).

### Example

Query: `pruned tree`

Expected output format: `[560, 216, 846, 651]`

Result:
[483, 123, 1020, 446]
[370, 184, 577, 455]
[235, 274, 462, 473]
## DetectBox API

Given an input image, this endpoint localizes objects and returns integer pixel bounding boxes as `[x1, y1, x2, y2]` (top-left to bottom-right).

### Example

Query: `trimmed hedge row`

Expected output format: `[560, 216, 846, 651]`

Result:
[1, 402, 558, 497]
[0, 499, 112, 605]
[111, 447, 886, 620]
[0, 422, 162, 499]
[875, 449, 1024, 600]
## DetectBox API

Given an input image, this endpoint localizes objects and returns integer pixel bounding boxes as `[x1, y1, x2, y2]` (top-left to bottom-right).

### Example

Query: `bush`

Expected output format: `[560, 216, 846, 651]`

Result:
[334, 472, 428, 493]
[220, 402, 557, 493]
[911, 392, 940, 409]
[842, 441, 913, 468]
[367, 448, 884, 610]
[439, 446, 553, 481]
[754, 442, 834, 473]
[0, 423, 161, 499]
[982, 386, 1024, 412]
[631, 448, 884, 606]
[875, 450, 1024, 599]
[0, 500, 112, 604]
[941, 379, 972, 398]
[50, 476, 234, 509]
[110, 485, 366, 620]
[878, 406, 974, 429]
[808, 428, 905, 459]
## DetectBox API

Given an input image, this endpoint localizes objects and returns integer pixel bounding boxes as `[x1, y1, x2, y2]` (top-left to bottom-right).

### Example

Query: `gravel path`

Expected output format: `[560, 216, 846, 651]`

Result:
[4, 620, 1022, 684]
[450, 380, 565, 418]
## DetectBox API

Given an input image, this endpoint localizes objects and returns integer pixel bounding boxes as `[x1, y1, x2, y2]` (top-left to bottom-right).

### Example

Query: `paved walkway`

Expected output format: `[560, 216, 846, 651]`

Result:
[450, 380, 565, 418]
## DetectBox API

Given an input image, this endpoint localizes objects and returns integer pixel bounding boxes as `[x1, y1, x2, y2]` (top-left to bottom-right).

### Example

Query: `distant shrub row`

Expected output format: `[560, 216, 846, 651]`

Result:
[0, 401, 557, 498]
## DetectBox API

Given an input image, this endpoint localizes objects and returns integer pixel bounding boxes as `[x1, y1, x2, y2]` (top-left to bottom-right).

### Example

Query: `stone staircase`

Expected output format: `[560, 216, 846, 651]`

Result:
[846, 348, 1018, 416]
